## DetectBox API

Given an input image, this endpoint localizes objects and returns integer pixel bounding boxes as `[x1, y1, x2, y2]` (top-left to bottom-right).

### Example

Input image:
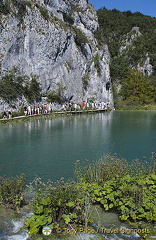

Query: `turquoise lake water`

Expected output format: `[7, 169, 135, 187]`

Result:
[0, 111, 156, 183]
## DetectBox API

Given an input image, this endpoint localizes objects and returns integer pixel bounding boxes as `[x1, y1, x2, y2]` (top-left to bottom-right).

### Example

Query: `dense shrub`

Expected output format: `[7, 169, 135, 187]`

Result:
[0, 1, 10, 15]
[46, 83, 66, 104]
[25, 178, 86, 234]
[63, 13, 74, 25]
[82, 74, 90, 90]
[119, 69, 156, 105]
[23, 154, 156, 237]
[72, 26, 88, 47]
[93, 53, 101, 76]
[0, 174, 26, 209]
[75, 155, 156, 222]
[96, 8, 156, 59]
[0, 68, 26, 102]
[0, 68, 41, 103]
[35, 3, 49, 21]
[24, 75, 41, 103]
[80, 174, 156, 222]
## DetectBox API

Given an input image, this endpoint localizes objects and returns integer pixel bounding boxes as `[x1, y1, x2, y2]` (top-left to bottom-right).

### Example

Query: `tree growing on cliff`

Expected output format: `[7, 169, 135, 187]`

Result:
[24, 75, 41, 103]
[0, 67, 25, 102]
[46, 83, 66, 104]
[0, 68, 41, 103]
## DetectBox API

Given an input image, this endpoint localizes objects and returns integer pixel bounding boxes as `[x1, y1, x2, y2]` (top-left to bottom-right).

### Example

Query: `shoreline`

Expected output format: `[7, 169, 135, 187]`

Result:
[0, 109, 109, 123]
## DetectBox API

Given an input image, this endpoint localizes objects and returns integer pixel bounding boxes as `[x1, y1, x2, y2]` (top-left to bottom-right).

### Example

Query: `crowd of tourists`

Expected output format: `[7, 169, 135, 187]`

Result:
[1, 101, 110, 119]
[2, 109, 12, 119]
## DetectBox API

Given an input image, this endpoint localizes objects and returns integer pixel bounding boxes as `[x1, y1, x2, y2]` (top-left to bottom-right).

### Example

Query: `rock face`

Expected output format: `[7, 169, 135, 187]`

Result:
[119, 27, 153, 76]
[120, 27, 142, 53]
[0, 0, 114, 108]
[137, 55, 153, 76]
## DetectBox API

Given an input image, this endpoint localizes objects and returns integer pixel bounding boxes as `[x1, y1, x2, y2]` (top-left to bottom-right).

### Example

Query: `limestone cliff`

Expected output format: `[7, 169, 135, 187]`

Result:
[119, 27, 153, 76]
[0, 0, 114, 109]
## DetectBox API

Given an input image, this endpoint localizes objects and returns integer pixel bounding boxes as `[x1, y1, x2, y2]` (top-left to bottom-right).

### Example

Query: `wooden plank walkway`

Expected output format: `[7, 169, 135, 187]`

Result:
[0, 109, 108, 122]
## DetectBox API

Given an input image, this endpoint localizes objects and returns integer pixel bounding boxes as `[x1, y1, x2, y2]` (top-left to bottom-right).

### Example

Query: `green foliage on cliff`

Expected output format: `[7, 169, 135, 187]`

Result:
[0, 0, 32, 20]
[96, 8, 156, 59]
[0, 1, 10, 15]
[46, 83, 66, 104]
[72, 26, 89, 47]
[63, 13, 74, 25]
[96, 8, 156, 78]
[95, 8, 156, 108]
[35, 3, 49, 21]
[82, 74, 90, 90]
[24, 75, 41, 103]
[93, 53, 101, 76]
[0, 67, 26, 101]
[0, 68, 41, 103]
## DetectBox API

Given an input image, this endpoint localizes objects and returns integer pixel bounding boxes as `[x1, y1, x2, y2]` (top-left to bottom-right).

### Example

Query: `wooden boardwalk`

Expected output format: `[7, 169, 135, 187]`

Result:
[0, 109, 108, 122]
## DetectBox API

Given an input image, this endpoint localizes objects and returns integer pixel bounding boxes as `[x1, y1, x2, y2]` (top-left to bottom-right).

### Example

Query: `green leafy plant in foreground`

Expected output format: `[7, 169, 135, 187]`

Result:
[23, 154, 156, 237]
[86, 174, 156, 222]
[76, 155, 156, 223]
[25, 178, 86, 235]
[0, 174, 26, 209]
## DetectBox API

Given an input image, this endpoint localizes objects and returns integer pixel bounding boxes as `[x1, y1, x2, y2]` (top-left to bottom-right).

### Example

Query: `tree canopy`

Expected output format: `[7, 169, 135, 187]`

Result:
[0, 68, 41, 103]
[119, 69, 156, 105]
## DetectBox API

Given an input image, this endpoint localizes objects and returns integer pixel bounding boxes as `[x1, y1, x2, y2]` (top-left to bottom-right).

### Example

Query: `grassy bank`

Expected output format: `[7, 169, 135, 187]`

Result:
[115, 102, 156, 110]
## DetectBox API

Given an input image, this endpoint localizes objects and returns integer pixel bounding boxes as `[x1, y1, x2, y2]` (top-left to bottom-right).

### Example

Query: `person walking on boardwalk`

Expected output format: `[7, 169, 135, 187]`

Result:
[28, 105, 31, 115]
[8, 109, 12, 119]
[24, 106, 27, 115]
[3, 109, 7, 119]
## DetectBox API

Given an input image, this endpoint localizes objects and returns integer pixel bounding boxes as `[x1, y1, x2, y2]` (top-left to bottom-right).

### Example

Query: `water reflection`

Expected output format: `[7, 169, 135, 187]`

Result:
[0, 111, 156, 183]
[110, 111, 156, 161]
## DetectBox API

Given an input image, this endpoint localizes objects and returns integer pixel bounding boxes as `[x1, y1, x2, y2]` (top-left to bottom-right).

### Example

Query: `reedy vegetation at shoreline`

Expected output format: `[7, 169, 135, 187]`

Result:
[0, 154, 155, 238]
